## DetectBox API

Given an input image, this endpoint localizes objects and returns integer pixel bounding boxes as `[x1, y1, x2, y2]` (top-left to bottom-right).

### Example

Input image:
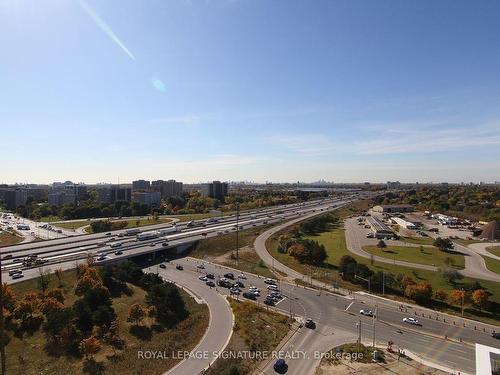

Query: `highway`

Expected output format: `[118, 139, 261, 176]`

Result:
[4, 194, 498, 375]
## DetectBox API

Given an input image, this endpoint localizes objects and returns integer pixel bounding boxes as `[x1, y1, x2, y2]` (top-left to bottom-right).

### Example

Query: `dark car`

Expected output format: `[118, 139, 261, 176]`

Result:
[206, 281, 215, 287]
[264, 298, 275, 306]
[114, 250, 123, 255]
[243, 291, 256, 300]
[206, 273, 215, 279]
[492, 332, 500, 339]
[224, 273, 235, 279]
[273, 359, 288, 374]
[161, 242, 169, 247]
[105, 232, 112, 236]
[159, 264, 167, 269]
[176, 265, 184, 270]
[233, 281, 244, 288]
[304, 318, 316, 329]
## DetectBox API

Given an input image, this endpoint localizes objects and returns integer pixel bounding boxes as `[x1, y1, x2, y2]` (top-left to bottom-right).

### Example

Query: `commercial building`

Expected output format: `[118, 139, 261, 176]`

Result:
[372, 204, 414, 213]
[49, 183, 87, 204]
[132, 180, 151, 191]
[133, 191, 161, 206]
[97, 186, 132, 204]
[391, 217, 421, 230]
[152, 179, 183, 198]
[201, 181, 228, 202]
[366, 216, 394, 239]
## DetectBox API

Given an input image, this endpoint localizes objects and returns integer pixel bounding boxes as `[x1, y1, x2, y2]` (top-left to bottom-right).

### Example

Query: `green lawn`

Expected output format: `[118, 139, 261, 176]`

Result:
[399, 236, 435, 246]
[0, 231, 23, 247]
[265, 200, 500, 325]
[222, 250, 275, 279]
[482, 255, 500, 275]
[486, 246, 500, 257]
[362, 245, 465, 269]
[6, 268, 209, 375]
[51, 217, 175, 232]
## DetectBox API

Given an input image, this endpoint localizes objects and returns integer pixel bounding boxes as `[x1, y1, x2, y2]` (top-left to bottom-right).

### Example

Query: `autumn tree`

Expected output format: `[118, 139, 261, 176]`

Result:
[40, 297, 64, 315]
[127, 303, 146, 326]
[1, 283, 16, 312]
[47, 288, 65, 304]
[79, 336, 101, 360]
[471, 289, 489, 311]
[449, 289, 469, 307]
[435, 290, 448, 302]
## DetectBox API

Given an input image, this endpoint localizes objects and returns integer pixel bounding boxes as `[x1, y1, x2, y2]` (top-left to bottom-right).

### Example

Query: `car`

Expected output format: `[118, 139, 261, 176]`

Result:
[491, 332, 500, 339]
[159, 264, 167, 269]
[176, 265, 184, 270]
[224, 273, 234, 279]
[197, 264, 205, 269]
[264, 298, 275, 306]
[162, 242, 169, 247]
[243, 291, 256, 300]
[403, 317, 420, 326]
[366, 233, 374, 238]
[3, 254, 12, 259]
[199, 276, 208, 282]
[270, 291, 282, 299]
[264, 278, 277, 285]
[106, 232, 112, 236]
[11, 273, 24, 280]
[233, 281, 244, 288]
[97, 255, 106, 261]
[304, 318, 316, 329]
[206, 281, 215, 287]
[8, 270, 22, 276]
[249, 286, 260, 292]
[273, 359, 288, 374]
[206, 273, 215, 279]
[114, 250, 123, 255]
[360, 309, 374, 317]
[250, 290, 260, 297]
[267, 284, 279, 291]
[238, 273, 246, 279]
[229, 288, 240, 295]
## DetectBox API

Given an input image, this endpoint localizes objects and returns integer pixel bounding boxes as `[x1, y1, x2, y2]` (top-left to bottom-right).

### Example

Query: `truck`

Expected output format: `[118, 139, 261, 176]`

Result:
[126, 228, 141, 236]
[136, 231, 159, 241]
[158, 226, 179, 236]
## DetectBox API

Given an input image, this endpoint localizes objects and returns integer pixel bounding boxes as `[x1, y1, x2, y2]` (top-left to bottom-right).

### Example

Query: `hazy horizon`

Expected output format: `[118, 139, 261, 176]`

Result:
[2, 0, 500, 183]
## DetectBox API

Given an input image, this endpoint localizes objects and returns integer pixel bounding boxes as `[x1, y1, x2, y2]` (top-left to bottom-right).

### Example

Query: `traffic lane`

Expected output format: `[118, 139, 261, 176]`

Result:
[146, 266, 234, 375]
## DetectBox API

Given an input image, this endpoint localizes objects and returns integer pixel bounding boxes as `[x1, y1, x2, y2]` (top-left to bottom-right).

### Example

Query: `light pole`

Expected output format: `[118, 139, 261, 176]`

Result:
[372, 305, 378, 348]
[0, 246, 5, 374]
[235, 203, 240, 263]
[356, 320, 362, 355]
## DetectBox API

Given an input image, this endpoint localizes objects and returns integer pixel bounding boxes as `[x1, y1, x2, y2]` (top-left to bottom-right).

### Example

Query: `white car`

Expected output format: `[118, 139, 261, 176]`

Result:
[238, 273, 246, 279]
[360, 309, 374, 317]
[264, 278, 277, 285]
[403, 317, 420, 326]
[199, 276, 208, 282]
[267, 284, 279, 291]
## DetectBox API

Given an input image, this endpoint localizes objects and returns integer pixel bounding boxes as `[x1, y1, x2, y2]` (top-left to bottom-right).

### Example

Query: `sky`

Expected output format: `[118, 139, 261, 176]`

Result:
[1, 0, 500, 184]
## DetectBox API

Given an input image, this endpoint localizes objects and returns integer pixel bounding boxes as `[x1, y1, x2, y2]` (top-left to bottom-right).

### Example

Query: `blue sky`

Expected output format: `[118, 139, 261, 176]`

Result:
[1, 0, 500, 184]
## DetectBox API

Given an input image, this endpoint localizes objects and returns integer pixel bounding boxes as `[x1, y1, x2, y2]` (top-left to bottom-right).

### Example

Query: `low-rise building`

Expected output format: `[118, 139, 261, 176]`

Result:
[372, 204, 414, 213]
[366, 216, 394, 239]
[391, 217, 421, 230]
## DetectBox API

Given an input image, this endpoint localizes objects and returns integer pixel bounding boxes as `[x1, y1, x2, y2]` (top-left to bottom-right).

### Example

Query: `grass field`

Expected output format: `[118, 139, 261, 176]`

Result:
[6, 268, 209, 375]
[222, 250, 275, 278]
[51, 217, 175, 232]
[362, 245, 465, 269]
[399, 236, 435, 246]
[0, 231, 23, 247]
[189, 225, 270, 259]
[206, 299, 291, 375]
[265, 200, 500, 325]
[482, 255, 500, 275]
[486, 246, 500, 257]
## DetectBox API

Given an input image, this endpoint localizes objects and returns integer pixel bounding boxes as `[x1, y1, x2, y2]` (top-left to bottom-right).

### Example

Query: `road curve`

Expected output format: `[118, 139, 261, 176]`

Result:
[151, 265, 234, 375]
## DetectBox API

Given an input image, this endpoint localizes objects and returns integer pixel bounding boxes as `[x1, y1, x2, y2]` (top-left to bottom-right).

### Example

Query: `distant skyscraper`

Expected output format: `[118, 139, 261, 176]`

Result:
[98, 186, 132, 203]
[132, 179, 151, 191]
[151, 179, 183, 198]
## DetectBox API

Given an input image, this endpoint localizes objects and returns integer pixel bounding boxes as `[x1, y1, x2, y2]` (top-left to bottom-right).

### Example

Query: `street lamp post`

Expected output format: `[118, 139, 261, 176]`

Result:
[372, 305, 378, 348]
[0, 247, 5, 374]
[235, 203, 240, 263]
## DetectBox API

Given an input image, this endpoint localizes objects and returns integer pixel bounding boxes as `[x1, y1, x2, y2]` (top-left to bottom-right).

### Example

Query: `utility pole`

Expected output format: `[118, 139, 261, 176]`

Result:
[461, 288, 464, 317]
[0, 247, 5, 375]
[372, 305, 378, 348]
[357, 320, 362, 354]
[235, 203, 240, 263]
[382, 271, 385, 295]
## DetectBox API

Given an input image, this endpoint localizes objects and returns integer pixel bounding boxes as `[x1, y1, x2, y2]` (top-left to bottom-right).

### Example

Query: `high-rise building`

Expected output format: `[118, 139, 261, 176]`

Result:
[97, 186, 132, 204]
[151, 179, 183, 198]
[133, 191, 161, 206]
[201, 181, 228, 202]
[0, 188, 28, 210]
[48, 192, 76, 206]
[132, 180, 151, 191]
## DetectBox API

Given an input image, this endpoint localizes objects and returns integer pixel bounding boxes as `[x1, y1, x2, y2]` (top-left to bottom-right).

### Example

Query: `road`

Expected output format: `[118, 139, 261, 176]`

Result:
[344, 217, 500, 282]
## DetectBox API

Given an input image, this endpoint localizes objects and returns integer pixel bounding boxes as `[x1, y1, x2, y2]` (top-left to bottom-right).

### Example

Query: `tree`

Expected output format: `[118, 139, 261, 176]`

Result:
[440, 267, 462, 284]
[79, 336, 101, 360]
[1, 283, 16, 312]
[404, 282, 433, 304]
[146, 283, 188, 327]
[433, 237, 453, 252]
[127, 303, 146, 325]
[377, 240, 386, 249]
[435, 290, 448, 302]
[54, 268, 64, 285]
[471, 289, 489, 311]
[37, 268, 52, 293]
[47, 288, 65, 304]
[43, 307, 74, 343]
[449, 289, 469, 307]
[288, 243, 307, 263]
[40, 297, 64, 315]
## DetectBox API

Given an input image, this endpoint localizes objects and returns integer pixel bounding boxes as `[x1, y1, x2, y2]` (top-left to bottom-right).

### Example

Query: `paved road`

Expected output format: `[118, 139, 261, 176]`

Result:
[468, 242, 500, 260]
[146, 265, 234, 375]
[345, 217, 500, 282]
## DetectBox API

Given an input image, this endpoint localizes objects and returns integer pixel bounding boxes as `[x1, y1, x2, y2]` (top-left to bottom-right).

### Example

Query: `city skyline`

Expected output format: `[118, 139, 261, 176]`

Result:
[2, 0, 500, 183]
